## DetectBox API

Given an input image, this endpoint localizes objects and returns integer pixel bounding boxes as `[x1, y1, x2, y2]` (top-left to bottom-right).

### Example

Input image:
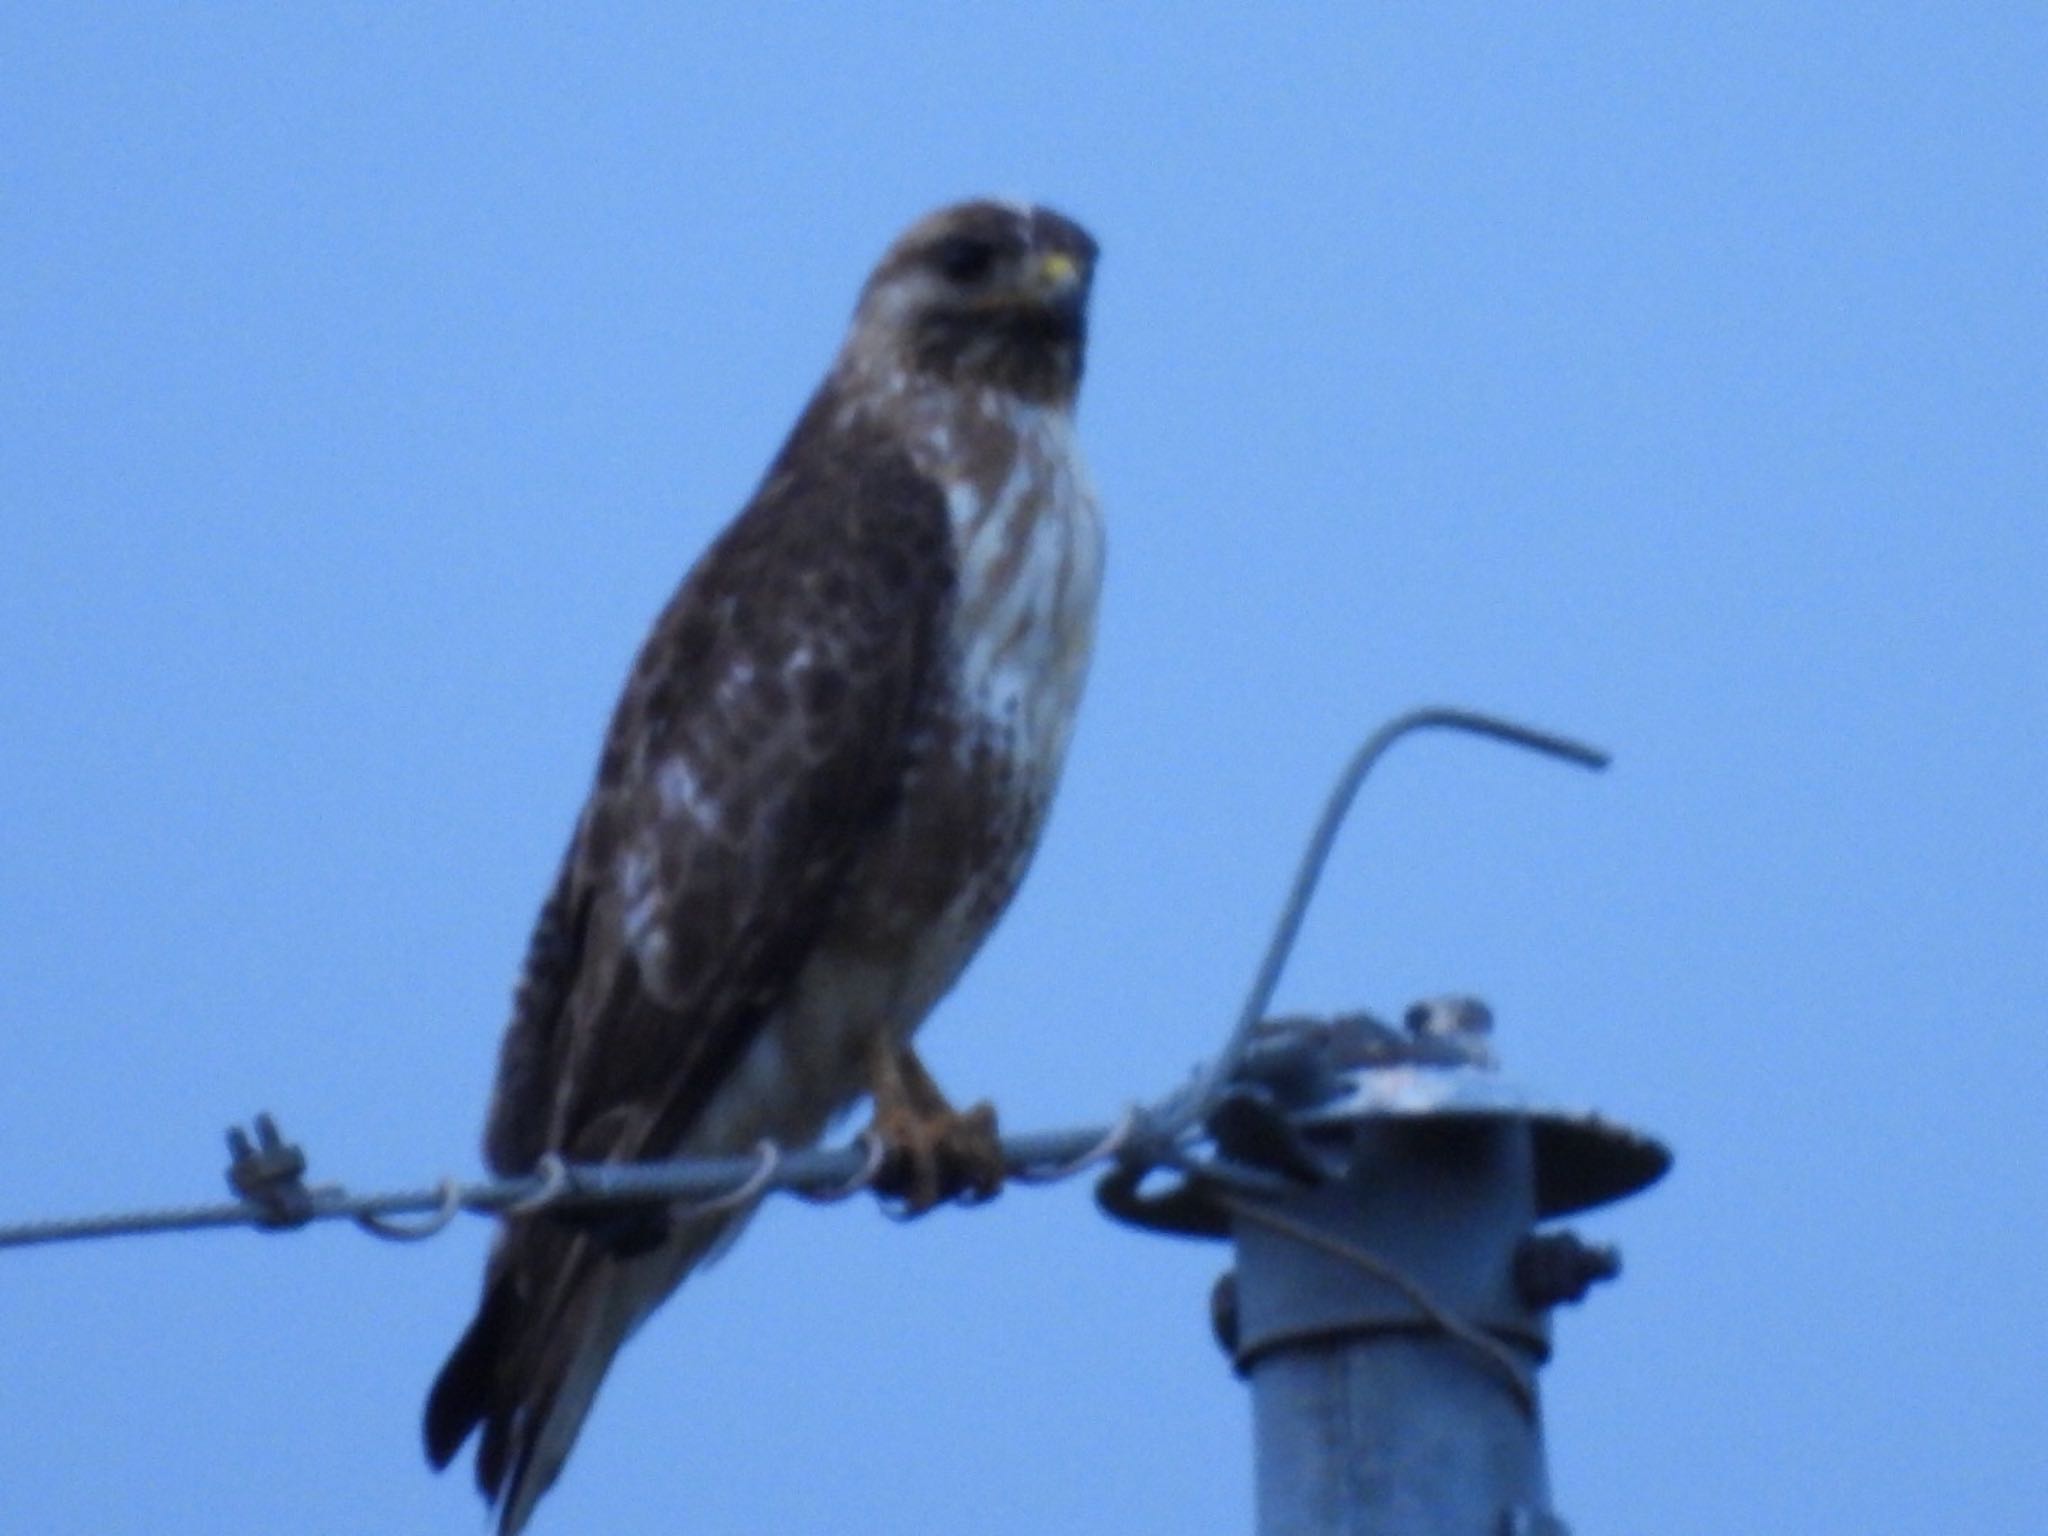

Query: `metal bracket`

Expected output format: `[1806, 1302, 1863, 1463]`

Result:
[224, 1113, 315, 1229]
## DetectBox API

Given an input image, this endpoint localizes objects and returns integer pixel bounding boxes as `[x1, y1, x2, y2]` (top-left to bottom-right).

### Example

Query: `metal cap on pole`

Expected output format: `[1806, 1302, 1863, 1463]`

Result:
[1101, 1004, 1669, 1536]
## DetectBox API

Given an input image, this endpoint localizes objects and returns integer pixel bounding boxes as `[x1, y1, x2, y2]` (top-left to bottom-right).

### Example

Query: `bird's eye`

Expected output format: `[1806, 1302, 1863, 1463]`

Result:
[932, 236, 998, 285]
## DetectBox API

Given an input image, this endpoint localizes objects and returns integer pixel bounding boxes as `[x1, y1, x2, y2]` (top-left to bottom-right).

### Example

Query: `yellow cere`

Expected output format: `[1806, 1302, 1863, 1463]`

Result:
[1036, 252, 1079, 288]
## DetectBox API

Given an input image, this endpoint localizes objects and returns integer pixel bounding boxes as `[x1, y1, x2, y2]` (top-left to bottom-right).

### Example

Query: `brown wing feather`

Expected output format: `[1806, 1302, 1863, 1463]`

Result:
[425, 385, 955, 1512]
[488, 384, 952, 1172]
[481, 839, 594, 1176]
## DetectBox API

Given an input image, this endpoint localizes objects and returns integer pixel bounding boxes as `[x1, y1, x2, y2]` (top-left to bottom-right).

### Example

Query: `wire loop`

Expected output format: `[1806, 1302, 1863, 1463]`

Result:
[354, 1178, 463, 1242]
[508, 1152, 570, 1215]
[678, 1141, 781, 1217]
[796, 1131, 887, 1204]
[1014, 1103, 1141, 1184]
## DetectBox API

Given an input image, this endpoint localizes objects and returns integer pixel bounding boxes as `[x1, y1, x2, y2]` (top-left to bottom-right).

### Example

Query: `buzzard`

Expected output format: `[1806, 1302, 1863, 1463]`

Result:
[424, 200, 1104, 1533]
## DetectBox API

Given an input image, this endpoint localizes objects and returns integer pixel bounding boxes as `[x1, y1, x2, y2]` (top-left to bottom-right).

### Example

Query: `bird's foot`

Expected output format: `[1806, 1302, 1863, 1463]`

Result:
[868, 1097, 1004, 1216]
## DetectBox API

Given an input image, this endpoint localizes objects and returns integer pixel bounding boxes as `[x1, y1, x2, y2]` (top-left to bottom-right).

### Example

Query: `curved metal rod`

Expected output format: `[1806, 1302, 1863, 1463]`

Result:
[1138, 706, 1609, 1151]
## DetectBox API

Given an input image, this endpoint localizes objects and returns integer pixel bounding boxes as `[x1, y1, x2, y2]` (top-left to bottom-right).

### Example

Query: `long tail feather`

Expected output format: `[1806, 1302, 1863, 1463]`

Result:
[424, 1213, 739, 1535]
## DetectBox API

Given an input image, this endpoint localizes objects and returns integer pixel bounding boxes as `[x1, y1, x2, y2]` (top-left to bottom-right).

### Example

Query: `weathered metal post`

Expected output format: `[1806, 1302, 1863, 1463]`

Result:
[1102, 1002, 1668, 1536]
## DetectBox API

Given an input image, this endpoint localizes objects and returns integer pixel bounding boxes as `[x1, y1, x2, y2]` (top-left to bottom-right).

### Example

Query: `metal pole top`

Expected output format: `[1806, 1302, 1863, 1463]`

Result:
[1098, 999, 1670, 1240]
[1099, 1001, 1673, 1536]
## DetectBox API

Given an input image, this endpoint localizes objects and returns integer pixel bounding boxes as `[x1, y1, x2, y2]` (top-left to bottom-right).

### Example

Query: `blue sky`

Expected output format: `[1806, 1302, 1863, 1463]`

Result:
[3, 5, 2043, 1532]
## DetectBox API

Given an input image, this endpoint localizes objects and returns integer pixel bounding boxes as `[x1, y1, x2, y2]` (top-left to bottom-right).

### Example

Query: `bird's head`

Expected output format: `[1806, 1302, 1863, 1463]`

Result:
[848, 199, 1099, 407]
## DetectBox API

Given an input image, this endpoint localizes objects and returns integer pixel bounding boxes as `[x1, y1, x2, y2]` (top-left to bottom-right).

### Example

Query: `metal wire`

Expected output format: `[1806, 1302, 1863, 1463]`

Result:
[0, 705, 1607, 1260]
[1216, 1193, 1538, 1416]
[0, 1123, 1140, 1253]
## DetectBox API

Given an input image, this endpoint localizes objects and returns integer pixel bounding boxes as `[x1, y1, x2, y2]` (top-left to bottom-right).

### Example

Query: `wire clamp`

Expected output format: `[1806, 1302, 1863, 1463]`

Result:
[224, 1113, 316, 1230]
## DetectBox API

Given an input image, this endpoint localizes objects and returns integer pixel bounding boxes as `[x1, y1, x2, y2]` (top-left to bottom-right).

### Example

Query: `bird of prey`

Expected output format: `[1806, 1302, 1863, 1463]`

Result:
[423, 199, 1104, 1533]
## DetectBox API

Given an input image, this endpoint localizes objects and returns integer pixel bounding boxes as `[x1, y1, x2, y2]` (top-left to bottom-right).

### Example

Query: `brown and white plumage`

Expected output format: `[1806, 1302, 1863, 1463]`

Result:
[423, 200, 1104, 1533]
